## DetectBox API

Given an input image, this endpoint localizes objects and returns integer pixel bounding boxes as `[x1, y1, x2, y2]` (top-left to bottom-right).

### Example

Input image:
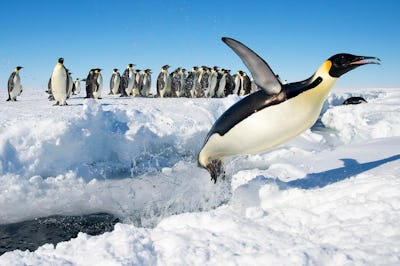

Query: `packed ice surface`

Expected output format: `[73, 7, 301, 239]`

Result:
[0, 88, 399, 265]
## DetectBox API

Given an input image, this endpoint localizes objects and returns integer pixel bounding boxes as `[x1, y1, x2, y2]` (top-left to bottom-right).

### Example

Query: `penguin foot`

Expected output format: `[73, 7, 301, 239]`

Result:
[206, 160, 225, 184]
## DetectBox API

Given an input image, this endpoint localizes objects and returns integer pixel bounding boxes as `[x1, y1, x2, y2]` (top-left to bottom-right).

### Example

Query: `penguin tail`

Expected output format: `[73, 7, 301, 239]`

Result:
[203, 159, 225, 184]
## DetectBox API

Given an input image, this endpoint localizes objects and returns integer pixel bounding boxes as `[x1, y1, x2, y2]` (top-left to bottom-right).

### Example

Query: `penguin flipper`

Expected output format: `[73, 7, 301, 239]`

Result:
[7, 72, 15, 93]
[222, 37, 282, 95]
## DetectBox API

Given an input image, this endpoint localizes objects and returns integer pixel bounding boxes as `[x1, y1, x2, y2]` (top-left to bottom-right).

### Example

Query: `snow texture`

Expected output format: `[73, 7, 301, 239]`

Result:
[0, 88, 400, 265]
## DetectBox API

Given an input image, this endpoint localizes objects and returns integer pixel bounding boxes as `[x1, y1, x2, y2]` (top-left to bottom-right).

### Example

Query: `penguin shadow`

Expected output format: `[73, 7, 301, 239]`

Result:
[251, 154, 400, 190]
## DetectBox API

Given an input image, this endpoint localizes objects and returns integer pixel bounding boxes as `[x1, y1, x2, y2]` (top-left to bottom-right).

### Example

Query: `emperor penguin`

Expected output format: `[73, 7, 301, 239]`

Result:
[50, 58, 69, 106]
[232, 71, 242, 95]
[185, 66, 199, 98]
[198, 37, 380, 182]
[74, 78, 81, 95]
[109, 68, 121, 95]
[67, 70, 74, 98]
[140, 69, 152, 97]
[92, 68, 103, 99]
[215, 69, 228, 98]
[239, 70, 251, 96]
[121, 63, 134, 96]
[7, 66, 23, 101]
[157, 64, 171, 98]
[85, 69, 95, 98]
[132, 69, 141, 96]
[207, 66, 219, 98]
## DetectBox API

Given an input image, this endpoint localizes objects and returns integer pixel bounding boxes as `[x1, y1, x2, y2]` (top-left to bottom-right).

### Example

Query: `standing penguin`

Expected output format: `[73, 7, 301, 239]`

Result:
[239, 71, 252, 96]
[185, 66, 199, 98]
[50, 58, 69, 106]
[7, 66, 23, 101]
[132, 69, 141, 96]
[120, 64, 134, 97]
[157, 65, 171, 98]
[109, 68, 121, 95]
[126, 64, 135, 96]
[215, 69, 227, 98]
[85, 69, 95, 98]
[66, 70, 74, 98]
[207, 66, 219, 98]
[232, 71, 242, 95]
[74, 78, 81, 95]
[140, 69, 152, 97]
[92, 68, 103, 99]
[198, 37, 380, 182]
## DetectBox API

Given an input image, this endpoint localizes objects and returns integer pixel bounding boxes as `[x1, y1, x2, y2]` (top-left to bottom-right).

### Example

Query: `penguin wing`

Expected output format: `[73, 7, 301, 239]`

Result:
[65, 70, 70, 94]
[222, 37, 282, 95]
[7, 72, 16, 92]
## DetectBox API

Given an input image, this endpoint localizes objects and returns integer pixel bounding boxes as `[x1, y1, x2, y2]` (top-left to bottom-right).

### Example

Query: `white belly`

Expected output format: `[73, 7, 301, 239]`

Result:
[112, 76, 120, 94]
[51, 65, 68, 105]
[200, 86, 332, 163]
[10, 75, 22, 99]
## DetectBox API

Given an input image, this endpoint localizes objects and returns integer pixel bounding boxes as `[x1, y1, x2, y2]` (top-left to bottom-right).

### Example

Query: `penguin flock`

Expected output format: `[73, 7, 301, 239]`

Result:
[5, 59, 259, 104]
[156, 65, 259, 98]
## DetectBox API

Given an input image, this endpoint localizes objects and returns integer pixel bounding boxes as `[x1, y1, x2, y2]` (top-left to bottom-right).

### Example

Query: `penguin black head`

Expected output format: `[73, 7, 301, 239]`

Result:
[113, 68, 119, 72]
[58, 58, 64, 64]
[16, 66, 23, 71]
[328, 53, 380, 78]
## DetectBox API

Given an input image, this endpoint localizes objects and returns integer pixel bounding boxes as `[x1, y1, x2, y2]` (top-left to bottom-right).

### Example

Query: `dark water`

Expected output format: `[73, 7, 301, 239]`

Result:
[0, 213, 120, 255]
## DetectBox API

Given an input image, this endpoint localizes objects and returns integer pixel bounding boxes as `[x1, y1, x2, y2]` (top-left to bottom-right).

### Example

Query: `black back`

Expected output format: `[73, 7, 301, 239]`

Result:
[203, 75, 323, 143]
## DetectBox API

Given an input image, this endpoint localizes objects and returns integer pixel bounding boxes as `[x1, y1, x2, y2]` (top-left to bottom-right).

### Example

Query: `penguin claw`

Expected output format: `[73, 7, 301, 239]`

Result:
[206, 160, 225, 184]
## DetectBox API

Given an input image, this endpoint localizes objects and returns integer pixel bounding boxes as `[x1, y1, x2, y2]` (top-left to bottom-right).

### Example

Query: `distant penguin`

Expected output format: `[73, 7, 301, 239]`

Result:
[225, 70, 235, 96]
[171, 67, 184, 97]
[120, 64, 134, 97]
[232, 71, 241, 95]
[180, 68, 189, 97]
[157, 65, 171, 98]
[186, 66, 199, 98]
[216, 69, 228, 98]
[85, 69, 96, 98]
[66, 70, 74, 98]
[74, 78, 81, 95]
[7, 66, 23, 101]
[239, 71, 251, 96]
[50, 58, 69, 106]
[198, 37, 380, 182]
[92, 68, 103, 99]
[140, 69, 152, 97]
[126, 64, 135, 96]
[109, 68, 121, 95]
[132, 69, 141, 96]
[207, 66, 219, 98]
[343, 96, 367, 105]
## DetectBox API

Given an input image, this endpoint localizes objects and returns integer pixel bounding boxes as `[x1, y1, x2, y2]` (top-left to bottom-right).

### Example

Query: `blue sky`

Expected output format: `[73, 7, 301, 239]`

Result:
[0, 0, 399, 90]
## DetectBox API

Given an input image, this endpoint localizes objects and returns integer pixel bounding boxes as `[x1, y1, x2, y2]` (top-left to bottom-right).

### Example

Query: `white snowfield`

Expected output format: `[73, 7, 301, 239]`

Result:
[0, 88, 399, 265]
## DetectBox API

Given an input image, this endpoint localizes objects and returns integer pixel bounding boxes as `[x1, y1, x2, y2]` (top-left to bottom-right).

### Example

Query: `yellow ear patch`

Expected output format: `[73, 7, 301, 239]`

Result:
[324, 60, 332, 73]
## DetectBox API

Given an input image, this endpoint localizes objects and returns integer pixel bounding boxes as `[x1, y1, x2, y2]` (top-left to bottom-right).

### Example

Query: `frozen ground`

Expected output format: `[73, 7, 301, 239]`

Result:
[0, 87, 399, 265]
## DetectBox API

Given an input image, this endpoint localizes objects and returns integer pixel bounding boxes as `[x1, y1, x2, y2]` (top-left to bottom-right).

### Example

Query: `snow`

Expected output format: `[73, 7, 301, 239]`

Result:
[1, 87, 400, 265]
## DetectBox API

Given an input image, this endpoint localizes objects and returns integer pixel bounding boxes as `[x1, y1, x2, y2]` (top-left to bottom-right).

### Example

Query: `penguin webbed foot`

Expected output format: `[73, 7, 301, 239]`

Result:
[206, 160, 225, 184]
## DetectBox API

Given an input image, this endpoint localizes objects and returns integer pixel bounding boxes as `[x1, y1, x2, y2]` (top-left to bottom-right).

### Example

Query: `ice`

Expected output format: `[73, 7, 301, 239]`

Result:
[1, 88, 400, 265]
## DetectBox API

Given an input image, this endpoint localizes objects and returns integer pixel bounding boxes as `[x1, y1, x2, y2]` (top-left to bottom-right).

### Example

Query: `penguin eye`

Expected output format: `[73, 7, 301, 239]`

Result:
[336, 55, 348, 66]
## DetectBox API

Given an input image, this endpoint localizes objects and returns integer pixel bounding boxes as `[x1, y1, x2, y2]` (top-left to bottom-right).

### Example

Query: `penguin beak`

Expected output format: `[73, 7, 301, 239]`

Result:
[350, 56, 381, 66]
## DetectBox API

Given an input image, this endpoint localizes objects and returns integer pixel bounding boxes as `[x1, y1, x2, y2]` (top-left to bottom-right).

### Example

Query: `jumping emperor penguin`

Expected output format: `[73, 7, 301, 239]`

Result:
[50, 58, 69, 106]
[7, 66, 23, 101]
[198, 37, 380, 183]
